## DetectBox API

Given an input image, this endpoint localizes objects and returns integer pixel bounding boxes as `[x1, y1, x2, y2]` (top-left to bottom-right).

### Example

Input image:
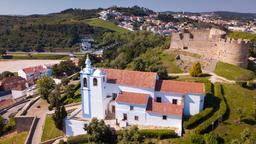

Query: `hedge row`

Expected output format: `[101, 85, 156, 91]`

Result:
[67, 134, 92, 144]
[193, 84, 227, 134]
[139, 129, 178, 139]
[184, 107, 213, 129]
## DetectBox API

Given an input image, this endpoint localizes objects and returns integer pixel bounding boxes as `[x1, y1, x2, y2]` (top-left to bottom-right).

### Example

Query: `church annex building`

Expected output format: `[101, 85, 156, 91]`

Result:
[65, 56, 205, 136]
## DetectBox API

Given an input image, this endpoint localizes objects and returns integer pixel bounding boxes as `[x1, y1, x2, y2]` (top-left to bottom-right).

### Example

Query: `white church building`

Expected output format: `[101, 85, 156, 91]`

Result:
[65, 56, 205, 136]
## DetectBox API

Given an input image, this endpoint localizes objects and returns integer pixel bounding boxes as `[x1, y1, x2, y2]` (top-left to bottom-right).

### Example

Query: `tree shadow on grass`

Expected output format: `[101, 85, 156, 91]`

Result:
[242, 118, 256, 125]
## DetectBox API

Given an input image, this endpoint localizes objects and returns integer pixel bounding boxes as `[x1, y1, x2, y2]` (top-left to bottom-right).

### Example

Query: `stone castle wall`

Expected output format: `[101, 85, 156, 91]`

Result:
[170, 28, 250, 68]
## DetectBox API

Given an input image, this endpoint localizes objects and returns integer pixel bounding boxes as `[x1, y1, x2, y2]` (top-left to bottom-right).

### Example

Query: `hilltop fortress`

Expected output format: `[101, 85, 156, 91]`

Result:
[170, 28, 250, 68]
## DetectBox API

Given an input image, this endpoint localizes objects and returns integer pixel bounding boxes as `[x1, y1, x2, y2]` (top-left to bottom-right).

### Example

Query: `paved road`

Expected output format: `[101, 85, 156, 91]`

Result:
[2, 102, 27, 120]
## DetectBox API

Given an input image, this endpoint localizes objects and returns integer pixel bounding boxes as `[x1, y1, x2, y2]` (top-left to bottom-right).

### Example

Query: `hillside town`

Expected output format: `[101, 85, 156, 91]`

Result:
[99, 9, 256, 34]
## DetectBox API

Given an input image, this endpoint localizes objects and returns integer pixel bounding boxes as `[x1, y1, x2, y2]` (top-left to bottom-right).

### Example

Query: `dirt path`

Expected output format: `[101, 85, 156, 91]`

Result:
[26, 99, 49, 144]
[0, 60, 61, 72]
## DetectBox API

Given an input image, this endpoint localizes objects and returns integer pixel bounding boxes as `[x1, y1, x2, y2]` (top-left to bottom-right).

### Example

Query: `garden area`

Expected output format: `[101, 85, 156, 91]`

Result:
[41, 115, 64, 142]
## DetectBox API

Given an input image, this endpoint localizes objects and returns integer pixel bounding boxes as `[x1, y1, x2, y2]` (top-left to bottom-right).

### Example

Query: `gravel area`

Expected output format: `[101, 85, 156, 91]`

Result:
[0, 60, 62, 73]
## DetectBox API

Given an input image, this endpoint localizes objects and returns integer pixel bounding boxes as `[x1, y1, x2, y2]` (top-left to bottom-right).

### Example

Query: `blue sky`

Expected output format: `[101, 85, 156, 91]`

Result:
[0, 0, 255, 15]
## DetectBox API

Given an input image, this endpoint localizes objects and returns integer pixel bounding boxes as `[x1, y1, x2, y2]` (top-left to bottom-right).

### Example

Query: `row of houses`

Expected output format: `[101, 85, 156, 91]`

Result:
[0, 65, 53, 101]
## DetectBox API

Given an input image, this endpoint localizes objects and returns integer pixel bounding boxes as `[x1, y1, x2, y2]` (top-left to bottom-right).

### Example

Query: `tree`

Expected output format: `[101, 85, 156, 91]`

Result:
[84, 118, 114, 143]
[118, 125, 143, 143]
[78, 54, 101, 68]
[0, 116, 5, 135]
[52, 60, 78, 78]
[37, 76, 55, 100]
[190, 62, 202, 77]
[48, 86, 61, 108]
[53, 104, 67, 129]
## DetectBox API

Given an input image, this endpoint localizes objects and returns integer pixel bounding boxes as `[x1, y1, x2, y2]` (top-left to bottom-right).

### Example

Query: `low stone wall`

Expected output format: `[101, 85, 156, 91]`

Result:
[40, 136, 64, 144]
[24, 117, 39, 144]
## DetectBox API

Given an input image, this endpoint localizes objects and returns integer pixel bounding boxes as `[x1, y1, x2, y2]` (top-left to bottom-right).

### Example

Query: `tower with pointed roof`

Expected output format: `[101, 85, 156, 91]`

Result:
[80, 55, 106, 119]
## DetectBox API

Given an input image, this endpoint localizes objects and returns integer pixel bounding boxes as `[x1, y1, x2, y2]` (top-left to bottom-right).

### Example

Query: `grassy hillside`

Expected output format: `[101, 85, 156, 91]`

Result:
[213, 84, 256, 143]
[85, 18, 128, 33]
[214, 62, 255, 81]
[41, 115, 64, 142]
[0, 132, 28, 144]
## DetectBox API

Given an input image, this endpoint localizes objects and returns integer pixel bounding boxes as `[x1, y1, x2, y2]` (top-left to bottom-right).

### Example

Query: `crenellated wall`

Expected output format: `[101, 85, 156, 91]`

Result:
[170, 28, 250, 68]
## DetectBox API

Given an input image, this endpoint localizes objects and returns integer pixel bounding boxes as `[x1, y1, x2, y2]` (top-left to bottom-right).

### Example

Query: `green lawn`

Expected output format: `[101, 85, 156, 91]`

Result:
[214, 62, 255, 81]
[85, 18, 128, 33]
[213, 84, 256, 143]
[41, 115, 64, 142]
[0, 132, 28, 144]
[160, 52, 183, 73]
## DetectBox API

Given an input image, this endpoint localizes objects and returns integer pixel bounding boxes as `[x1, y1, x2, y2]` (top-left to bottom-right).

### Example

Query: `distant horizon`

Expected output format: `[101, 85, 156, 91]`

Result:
[1, 7, 256, 17]
[0, 0, 256, 15]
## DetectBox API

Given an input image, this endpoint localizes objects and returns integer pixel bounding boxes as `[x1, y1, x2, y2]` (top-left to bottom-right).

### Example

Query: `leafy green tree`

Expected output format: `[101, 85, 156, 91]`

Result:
[52, 60, 78, 78]
[53, 104, 67, 129]
[204, 132, 218, 144]
[37, 76, 55, 100]
[190, 62, 202, 77]
[84, 118, 114, 143]
[118, 126, 143, 144]
[0, 116, 5, 135]
[48, 86, 61, 108]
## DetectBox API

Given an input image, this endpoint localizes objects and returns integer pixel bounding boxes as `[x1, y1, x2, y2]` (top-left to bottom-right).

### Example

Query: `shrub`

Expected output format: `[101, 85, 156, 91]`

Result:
[185, 133, 205, 144]
[193, 84, 227, 134]
[118, 126, 143, 143]
[189, 62, 202, 77]
[184, 107, 213, 129]
[67, 134, 92, 144]
[139, 129, 177, 139]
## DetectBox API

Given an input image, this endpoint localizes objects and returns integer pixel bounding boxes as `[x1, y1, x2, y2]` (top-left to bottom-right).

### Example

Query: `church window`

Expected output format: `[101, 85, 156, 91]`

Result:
[93, 78, 98, 86]
[172, 99, 178, 104]
[156, 97, 162, 103]
[83, 78, 87, 87]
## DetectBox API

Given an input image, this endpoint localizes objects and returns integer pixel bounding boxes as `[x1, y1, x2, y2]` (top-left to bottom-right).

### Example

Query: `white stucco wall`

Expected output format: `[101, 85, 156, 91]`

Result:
[145, 113, 182, 136]
[184, 94, 205, 116]
[11, 90, 26, 99]
[65, 119, 87, 136]
[115, 103, 147, 125]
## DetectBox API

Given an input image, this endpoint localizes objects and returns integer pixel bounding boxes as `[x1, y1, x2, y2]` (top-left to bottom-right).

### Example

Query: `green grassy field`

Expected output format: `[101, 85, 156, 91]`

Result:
[0, 132, 28, 144]
[85, 18, 128, 33]
[1, 53, 69, 60]
[214, 62, 255, 81]
[213, 84, 256, 143]
[41, 115, 64, 142]
[160, 52, 183, 73]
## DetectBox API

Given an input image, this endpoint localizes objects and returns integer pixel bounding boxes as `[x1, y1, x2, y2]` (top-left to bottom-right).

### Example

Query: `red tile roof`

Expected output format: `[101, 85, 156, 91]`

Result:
[147, 99, 183, 116]
[1, 76, 26, 84]
[22, 65, 47, 74]
[102, 68, 157, 89]
[155, 80, 205, 94]
[116, 91, 149, 105]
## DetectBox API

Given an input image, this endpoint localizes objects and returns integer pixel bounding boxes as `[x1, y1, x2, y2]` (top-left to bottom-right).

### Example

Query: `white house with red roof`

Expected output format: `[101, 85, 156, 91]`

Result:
[65, 55, 205, 136]
[18, 65, 53, 81]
